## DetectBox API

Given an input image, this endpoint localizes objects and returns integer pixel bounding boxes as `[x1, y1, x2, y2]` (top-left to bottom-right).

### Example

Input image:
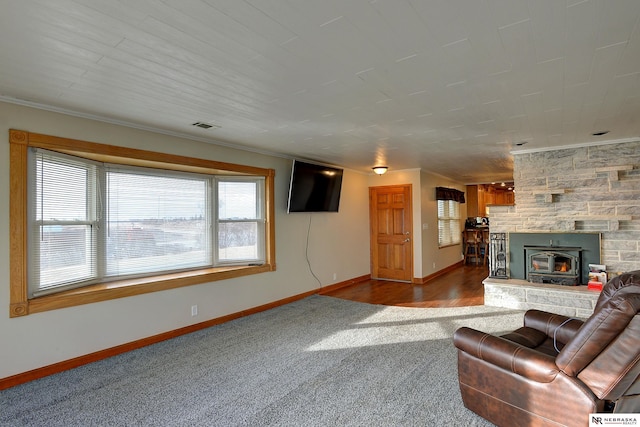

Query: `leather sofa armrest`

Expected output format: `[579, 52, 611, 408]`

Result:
[524, 310, 584, 343]
[454, 327, 560, 383]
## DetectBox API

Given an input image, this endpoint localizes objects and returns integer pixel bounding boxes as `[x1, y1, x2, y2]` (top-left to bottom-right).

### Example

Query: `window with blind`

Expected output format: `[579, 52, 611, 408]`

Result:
[27, 148, 266, 298]
[216, 179, 264, 263]
[29, 151, 99, 295]
[10, 129, 275, 316]
[437, 199, 461, 247]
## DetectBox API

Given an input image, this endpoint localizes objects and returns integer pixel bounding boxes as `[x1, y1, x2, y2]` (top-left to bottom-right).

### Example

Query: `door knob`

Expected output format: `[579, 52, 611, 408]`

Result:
[404, 238, 410, 243]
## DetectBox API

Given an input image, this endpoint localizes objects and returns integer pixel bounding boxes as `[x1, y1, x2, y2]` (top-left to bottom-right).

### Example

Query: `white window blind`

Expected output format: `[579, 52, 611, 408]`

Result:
[106, 168, 211, 277]
[29, 149, 99, 296]
[437, 200, 461, 247]
[27, 148, 265, 297]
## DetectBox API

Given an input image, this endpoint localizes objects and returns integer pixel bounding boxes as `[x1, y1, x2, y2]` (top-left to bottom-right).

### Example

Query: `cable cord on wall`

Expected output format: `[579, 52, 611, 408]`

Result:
[305, 214, 322, 286]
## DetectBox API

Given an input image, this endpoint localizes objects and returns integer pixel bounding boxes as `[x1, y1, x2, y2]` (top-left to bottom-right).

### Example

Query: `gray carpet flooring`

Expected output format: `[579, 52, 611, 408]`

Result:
[0, 295, 525, 426]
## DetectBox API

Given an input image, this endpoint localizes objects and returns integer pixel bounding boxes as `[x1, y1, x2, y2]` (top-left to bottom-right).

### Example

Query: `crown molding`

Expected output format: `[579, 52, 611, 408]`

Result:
[0, 95, 293, 160]
[511, 137, 640, 155]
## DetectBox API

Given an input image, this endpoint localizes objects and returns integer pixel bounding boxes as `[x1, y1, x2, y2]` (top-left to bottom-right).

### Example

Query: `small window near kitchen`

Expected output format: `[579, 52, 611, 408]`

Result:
[437, 200, 461, 247]
[436, 187, 464, 247]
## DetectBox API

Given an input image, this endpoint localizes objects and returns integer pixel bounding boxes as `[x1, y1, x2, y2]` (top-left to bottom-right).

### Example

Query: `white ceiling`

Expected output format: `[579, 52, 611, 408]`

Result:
[2, 0, 640, 183]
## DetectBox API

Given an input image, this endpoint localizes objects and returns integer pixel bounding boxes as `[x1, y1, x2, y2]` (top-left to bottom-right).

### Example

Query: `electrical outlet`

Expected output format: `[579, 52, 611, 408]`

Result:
[433, 262, 436, 269]
[333, 273, 337, 281]
[191, 305, 198, 317]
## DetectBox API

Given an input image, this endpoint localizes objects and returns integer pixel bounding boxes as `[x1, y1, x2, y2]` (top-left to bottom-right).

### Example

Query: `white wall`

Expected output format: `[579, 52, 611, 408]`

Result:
[419, 171, 467, 276]
[0, 102, 371, 379]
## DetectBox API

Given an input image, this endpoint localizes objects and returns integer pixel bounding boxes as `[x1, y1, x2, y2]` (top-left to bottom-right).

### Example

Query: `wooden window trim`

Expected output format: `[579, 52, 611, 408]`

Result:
[9, 129, 276, 317]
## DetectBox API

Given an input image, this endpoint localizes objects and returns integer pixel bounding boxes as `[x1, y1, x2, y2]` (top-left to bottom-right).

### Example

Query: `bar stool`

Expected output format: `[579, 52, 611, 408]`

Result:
[480, 228, 490, 265]
[463, 229, 482, 265]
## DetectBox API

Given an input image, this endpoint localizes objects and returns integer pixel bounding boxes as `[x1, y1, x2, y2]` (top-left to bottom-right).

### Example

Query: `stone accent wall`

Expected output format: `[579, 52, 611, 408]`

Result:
[489, 140, 640, 276]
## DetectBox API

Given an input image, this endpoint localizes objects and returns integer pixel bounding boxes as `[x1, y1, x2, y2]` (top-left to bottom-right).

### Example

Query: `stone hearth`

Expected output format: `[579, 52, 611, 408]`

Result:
[483, 277, 600, 318]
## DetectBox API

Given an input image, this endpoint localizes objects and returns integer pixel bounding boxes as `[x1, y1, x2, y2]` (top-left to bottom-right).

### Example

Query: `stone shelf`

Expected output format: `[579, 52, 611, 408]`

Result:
[533, 189, 566, 203]
[569, 215, 632, 220]
[570, 215, 632, 231]
[595, 165, 633, 181]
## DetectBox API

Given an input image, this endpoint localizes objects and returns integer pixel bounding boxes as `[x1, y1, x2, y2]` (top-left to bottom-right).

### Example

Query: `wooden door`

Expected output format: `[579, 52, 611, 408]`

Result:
[369, 185, 413, 282]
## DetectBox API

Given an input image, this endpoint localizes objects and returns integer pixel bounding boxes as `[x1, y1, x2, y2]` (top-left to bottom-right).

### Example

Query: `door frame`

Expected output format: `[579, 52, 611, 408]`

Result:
[369, 184, 414, 282]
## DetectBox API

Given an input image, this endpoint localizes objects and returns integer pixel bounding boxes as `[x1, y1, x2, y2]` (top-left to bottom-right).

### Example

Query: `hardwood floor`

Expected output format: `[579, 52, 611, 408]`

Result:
[320, 264, 488, 308]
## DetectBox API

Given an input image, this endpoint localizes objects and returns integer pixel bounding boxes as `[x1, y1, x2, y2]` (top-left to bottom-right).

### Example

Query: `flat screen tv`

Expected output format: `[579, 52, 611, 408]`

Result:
[287, 160, 344, 213]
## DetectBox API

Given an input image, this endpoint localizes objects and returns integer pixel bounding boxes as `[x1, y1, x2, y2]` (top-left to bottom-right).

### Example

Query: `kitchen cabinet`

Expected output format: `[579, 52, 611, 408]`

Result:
[466, 184, 514, 217]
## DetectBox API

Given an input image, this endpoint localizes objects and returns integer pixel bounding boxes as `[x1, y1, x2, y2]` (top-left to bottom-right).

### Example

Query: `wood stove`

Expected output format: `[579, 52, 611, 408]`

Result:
[508, 233, 601, 283]
[525, 245, 582, 286]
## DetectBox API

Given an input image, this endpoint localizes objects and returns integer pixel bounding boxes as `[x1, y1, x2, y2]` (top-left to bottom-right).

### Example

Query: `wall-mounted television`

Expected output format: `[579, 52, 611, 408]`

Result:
[287, 160, 344, 213]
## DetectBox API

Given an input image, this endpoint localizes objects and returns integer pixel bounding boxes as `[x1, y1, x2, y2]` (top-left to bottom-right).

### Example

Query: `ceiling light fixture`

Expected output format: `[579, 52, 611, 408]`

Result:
[372, 166, 388, 175]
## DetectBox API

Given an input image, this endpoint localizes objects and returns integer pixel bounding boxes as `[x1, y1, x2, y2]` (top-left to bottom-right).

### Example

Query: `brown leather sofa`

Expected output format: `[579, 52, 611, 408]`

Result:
[453, 270, 640, 427]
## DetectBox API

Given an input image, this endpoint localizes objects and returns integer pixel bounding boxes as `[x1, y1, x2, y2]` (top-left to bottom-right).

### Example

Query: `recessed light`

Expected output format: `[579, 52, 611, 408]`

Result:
[591, 130, 609, 136]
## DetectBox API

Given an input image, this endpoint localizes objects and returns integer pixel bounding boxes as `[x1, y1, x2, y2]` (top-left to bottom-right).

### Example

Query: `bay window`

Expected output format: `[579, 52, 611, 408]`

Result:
[10, 129, 275, 316]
